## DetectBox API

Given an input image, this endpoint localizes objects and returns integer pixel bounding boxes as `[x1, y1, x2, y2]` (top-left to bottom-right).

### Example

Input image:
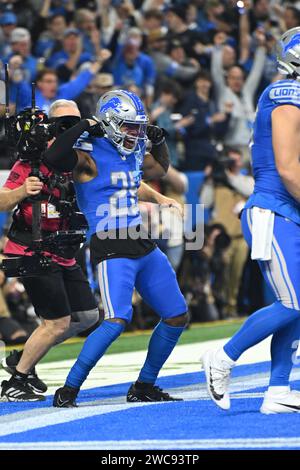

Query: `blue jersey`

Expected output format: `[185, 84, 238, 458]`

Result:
[245, 79, 300, 224]
[73, 135, 144, 238]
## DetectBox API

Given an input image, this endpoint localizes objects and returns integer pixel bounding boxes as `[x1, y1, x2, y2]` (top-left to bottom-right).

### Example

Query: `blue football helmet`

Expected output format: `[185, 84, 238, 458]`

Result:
[95, 89, 149, 156]
[277, 27, 300, 78]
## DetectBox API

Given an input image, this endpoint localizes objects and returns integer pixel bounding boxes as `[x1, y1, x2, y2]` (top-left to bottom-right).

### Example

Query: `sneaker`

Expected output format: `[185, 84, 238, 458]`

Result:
[260, 389, 300, 414]
[202, 349, 232, 410]
[1, 378, 45, 402]
[127, 382, 183, 402]
[1, 349, 47, 394]
[53, 386, 79, 408]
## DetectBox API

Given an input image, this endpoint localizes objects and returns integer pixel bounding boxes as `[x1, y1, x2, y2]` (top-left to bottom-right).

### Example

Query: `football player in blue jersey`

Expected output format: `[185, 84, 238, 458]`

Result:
[202, 27, 300, 414]
[42, 92, 188, 407]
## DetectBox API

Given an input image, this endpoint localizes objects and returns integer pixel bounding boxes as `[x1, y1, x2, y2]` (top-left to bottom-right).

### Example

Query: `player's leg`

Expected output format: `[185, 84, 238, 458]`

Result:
[258, 215, 300, 413]
[53, 257, 137, 407]
[127, 248, 188, 402]
[203, 210, 300, 410]
[260, 317, 300, 414]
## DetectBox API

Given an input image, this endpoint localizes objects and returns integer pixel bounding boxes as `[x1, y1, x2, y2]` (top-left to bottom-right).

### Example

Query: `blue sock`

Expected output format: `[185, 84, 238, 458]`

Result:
[224, 301, 300, 362]
[138, 321, 185, 384]
[269, 316, 300, 387]
[66, 320, 124, 389]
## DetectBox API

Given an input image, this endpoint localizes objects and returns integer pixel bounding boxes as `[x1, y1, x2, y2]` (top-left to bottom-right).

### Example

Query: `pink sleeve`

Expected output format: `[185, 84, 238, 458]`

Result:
[3, 161, 30, 190]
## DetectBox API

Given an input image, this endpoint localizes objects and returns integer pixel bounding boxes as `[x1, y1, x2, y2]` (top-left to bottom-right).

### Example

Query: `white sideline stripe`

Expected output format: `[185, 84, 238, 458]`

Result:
[0, 438, 300, 450]
[0, 402, 164, 438]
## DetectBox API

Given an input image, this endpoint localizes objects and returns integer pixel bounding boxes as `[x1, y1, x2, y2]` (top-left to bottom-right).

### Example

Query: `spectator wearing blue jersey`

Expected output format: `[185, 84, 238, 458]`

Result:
[46, 28, 93, 83]
[34, 14, 66, 59]
[75, 9, 102, 56]
[6, 28, 38, 82]
[4, 54, 31, 113]
[16, 60, 104, 114]
[113, 29, 156, 107]
[0, 12, 17, 60]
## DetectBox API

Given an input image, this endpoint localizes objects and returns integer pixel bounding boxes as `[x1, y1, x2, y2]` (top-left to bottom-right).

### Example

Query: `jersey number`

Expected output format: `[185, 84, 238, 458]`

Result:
[109, 171, 139, 217]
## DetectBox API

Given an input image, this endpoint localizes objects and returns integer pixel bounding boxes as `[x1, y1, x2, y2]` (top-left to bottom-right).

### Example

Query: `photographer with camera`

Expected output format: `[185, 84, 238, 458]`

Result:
[0, 100, 100, 402]
[200, 147, 254, 318]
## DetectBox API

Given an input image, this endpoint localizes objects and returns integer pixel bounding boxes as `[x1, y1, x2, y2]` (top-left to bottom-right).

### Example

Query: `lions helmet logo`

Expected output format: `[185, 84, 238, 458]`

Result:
[100, 97, 128, 114]
[281, 32, 300, 57]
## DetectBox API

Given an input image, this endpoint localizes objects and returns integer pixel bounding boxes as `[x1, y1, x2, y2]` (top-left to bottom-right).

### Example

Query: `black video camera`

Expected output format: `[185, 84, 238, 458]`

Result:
[7, 107, 56, 163]
[210, 152, 236, 186]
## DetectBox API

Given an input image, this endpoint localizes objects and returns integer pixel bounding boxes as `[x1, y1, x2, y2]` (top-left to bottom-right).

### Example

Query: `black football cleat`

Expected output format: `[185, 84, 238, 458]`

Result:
[53, 386, 79, 408]
[1, 377, 46, 402]
[1, 349, 47, 394]
[127, 382, 183, 402]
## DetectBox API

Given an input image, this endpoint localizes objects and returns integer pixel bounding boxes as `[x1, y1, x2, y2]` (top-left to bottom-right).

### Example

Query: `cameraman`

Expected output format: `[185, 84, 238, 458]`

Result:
[200, 147, 254, 318]
[0, 105, 99, 402]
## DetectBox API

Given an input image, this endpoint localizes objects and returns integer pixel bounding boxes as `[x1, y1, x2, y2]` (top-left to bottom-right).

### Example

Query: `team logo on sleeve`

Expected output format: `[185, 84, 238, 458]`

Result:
[269, 83, 300, 102]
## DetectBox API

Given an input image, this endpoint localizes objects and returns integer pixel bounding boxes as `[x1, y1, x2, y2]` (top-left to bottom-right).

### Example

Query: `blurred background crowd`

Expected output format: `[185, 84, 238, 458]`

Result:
[0, 0, 297, 341]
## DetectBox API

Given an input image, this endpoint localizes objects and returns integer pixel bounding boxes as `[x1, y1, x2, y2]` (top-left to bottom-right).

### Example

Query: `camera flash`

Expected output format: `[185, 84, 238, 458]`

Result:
[237, 1, 244, 7]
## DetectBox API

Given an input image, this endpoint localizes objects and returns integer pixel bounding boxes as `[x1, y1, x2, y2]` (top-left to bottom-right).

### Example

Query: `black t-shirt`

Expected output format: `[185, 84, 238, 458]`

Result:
[89, 225, 156, 264]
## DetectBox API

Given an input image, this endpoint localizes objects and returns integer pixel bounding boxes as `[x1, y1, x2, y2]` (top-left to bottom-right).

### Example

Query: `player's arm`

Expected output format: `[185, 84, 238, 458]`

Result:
[143, 153, 167, 179]
[43, 118, 102, 172]
[143, 125, 170, 180]
[272, 105, 300, 202]
[138, 181, 183, 216]
[73, 150, 97, 183]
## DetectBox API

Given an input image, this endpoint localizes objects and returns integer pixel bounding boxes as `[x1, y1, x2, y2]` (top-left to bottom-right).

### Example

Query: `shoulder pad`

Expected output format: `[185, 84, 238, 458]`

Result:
[268, 81, 300, 106]
[73, 131, 93, 152]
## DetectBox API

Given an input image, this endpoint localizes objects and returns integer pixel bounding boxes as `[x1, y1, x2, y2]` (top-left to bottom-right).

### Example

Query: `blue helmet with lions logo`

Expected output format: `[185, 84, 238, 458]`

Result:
[95, 90, 148, 156]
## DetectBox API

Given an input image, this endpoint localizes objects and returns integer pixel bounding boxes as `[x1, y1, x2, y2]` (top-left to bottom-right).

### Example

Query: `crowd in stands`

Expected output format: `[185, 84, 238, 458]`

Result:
[0, 0, 298, 337]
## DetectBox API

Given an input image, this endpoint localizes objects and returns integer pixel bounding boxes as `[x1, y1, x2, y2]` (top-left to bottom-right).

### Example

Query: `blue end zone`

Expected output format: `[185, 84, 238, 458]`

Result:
[2, 361, 300, 449]
[0, 360, 272, 416]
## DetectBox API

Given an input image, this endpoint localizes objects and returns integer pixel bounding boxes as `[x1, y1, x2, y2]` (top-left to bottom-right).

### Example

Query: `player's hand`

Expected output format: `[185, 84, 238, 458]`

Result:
[146, 125, 165, 145]
[87, 118, 105, 137]
[22, 177, 43, 197]
[157, 195, 184, 218]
